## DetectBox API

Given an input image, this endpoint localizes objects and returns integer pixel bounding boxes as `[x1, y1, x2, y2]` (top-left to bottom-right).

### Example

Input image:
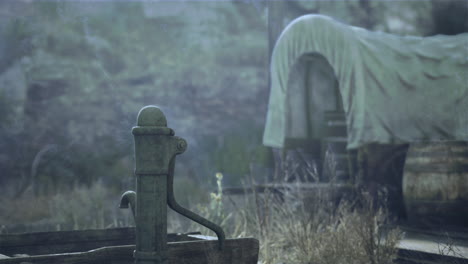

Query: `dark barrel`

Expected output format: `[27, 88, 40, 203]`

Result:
[321, 111, 356, 182]
[403, 141, 468, 227]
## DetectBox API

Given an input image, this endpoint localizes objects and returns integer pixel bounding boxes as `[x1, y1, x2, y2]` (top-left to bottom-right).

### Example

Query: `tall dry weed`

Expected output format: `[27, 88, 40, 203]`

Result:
[216, 170, 401, 264]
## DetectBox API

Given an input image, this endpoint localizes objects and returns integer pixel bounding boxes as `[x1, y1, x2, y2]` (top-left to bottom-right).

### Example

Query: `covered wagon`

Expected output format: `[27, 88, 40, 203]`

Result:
[263, 14, 468, 226]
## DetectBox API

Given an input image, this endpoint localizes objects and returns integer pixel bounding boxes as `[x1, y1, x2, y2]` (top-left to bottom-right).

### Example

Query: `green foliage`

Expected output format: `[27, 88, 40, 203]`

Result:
[0, 90, 12, 126]
[212, 135, 251, 183]
[251, 145, 275, 167]
[0, 1, 270, 194]
[0, 17, 34, 72]
[204, 122, 265, 186]
[196, 172, 232, 230]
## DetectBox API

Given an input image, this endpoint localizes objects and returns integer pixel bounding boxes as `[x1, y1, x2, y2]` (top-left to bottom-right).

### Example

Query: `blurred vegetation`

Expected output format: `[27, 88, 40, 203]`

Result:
[0, 1, 270, 198]
[0, 0, 466, 231]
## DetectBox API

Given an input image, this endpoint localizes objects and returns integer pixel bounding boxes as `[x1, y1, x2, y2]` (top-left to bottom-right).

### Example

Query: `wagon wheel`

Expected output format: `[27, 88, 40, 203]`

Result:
[373, 144, 409, 220]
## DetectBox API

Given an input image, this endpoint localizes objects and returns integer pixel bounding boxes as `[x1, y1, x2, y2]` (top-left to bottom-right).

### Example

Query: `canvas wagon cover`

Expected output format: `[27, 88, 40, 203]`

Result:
[263, 15, 468, 149]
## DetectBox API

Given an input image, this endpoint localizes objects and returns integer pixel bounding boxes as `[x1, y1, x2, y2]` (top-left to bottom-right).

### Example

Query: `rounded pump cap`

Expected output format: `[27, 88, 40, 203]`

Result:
[137, 106, 167, 127]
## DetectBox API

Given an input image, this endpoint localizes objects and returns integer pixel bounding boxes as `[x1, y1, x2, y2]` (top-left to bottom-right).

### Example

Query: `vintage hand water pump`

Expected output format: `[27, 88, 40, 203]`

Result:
[119, 105, 225, 264]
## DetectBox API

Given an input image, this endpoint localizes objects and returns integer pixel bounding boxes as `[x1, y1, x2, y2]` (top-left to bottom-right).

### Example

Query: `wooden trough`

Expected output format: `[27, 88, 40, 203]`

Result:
[0, 106, 259, 264]
[0, 227, 259, 264]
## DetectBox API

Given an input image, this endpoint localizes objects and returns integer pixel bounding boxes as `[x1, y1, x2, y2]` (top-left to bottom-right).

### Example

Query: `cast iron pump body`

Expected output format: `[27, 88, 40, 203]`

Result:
[120, 106, 225, 264]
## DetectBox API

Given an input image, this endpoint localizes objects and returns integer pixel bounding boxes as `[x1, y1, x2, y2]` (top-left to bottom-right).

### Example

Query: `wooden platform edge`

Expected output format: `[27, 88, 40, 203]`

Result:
[223, 183, 354, 195]
[0, 237, 260, 264]
[396, 248, 468, 264]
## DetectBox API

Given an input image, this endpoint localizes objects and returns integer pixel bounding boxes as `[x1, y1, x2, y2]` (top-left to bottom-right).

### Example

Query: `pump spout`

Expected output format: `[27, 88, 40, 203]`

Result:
[119, 190, 136, 219]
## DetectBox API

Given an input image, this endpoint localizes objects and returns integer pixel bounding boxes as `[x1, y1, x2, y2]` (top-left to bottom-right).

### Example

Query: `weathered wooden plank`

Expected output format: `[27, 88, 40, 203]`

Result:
[396, 248, 468, 264]
[0, 245, 134, 264]
[390, 224, 468, 264]
[0, 228, 200, 256]
[0, 227, 134, 254]
[223, 183, 354, 195]
[168, 237, 259, 264]
[1, 228, 134, 246]
[0, 237, 259, 264]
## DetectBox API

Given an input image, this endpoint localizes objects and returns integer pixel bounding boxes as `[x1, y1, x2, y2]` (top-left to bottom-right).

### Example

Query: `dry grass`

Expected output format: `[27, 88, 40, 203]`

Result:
[187, 171, 401, 264]
[1, 173, 401, 264]
[436, 232, 468, 263]
[48, 181, 134, 230]
[220, 186, 400, 264]
[0, 194, 51, 226]
[0, 181, 134, 233]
